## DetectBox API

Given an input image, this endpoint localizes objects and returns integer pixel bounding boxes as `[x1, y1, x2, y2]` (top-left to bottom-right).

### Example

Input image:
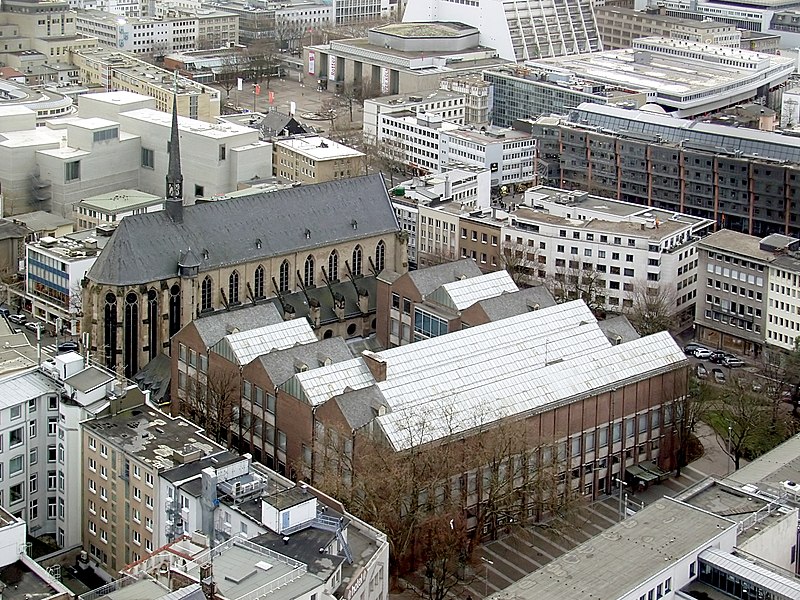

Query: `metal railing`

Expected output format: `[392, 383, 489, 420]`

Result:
[78, 574, 139, 600]
[233, 565, 307, 600]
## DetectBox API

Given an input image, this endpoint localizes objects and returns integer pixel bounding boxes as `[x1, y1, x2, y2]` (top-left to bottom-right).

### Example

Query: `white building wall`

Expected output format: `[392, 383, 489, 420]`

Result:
[0, 511, 27, 566]
[392, 201, 417, 264]
[738, 508, 799, 573]
[766, 264, 800, 351]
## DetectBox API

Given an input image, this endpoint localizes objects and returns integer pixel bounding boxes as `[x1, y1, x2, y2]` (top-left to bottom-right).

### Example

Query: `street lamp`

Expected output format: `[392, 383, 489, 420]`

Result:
[727, 425, 733, 474]
[613, 476, 627, 521]
[480, 556, 493, 598]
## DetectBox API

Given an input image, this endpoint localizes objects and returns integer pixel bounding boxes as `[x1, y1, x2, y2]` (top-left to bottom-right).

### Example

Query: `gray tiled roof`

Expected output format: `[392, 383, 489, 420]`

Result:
[256, 337, 353, 387]
[406, 259, 482, 297]
[476, 285, 556, 321]
[335, 384, 388, 430]
[598, 315, 640, 344]
[192, 302, 283, 347]
[0, 219, 29, 241]
[88, 174, 398, 286]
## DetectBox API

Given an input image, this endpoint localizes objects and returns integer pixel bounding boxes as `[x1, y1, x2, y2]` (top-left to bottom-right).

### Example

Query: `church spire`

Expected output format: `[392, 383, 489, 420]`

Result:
[166, 74, 184, 223]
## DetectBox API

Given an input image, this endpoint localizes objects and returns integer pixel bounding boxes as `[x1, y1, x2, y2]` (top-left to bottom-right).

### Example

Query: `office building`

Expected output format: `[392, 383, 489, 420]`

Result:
[0, 0, 98, 70]
[438, 73, 493, 125]
[530, 102, 800, 237]
[305, 22, 507, 97]
[440, 126, 537, 187]
[75, 8, 239, 54]
[595, 6, 742, 49]
[272, 135, 365, 184]
[403, 0, 603, 62]
[362, 89, 466, 142]
[71, 49, 221, 120]
[278, 299, 688, 536]
[26, 228, 113, 334]
[74, 189, 164, 231]
[487, 37, 794, 126]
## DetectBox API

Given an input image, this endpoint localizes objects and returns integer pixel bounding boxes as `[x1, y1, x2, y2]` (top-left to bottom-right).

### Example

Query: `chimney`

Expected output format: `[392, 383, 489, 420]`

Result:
[362, 351, 387, 382]
[333, 293, 346, 321]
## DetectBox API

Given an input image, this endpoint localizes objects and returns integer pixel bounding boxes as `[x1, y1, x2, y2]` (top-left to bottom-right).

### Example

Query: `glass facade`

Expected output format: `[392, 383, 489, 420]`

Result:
[413, 308, 448, 341]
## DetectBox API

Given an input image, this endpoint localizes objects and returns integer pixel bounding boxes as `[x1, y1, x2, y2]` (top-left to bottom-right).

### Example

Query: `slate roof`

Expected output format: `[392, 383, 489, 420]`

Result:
[88, 174, 399, 286]
[335, 384, 389, 430]
[0, 219, 29, 241]
[475, 285, 556, 321]
[256, 337, 353, 387]
[191, 302, 283, 347]
[598, 315, 640, 344]
[269, 275, 378, 325]
[406, 258, 482, 297]
[259, 111, 307, 138]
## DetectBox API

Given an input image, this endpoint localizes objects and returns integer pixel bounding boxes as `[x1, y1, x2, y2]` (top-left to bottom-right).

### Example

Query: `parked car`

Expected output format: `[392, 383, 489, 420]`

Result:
[57, 341, 79, 352]
[24, 321, 43, 332]
[694, 348, 712, 359]
[0, 307, 9, 317]
[709, 351, 728, 363]
[684, 342, 704, 354]
[722, 356, 745, 368]
[696, 364, 708, 379]
[712, 368, 726, 384]
[8, 314, 26, 324]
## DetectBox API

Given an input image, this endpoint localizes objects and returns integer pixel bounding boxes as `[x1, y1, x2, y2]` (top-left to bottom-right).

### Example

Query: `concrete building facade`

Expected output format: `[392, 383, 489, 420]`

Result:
[272, 135, 365, 184]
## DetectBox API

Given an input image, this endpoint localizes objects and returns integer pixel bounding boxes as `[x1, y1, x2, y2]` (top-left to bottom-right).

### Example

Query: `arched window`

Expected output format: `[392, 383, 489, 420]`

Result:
[168, 284, 181, 339]
[254, 265, 265, 299]
[352, 245, 363, 277]
[328, 250, 339, 282]
[279, 260, 290, 292]
[147, 289, 158, 361]
[375, 240, 386, 273]
[304, 255, 315, 287]
[201, 276, 212, 311]
[104, 292, 117, 370]
[124, 292, 139, 377]
[229, 270, 240, 305]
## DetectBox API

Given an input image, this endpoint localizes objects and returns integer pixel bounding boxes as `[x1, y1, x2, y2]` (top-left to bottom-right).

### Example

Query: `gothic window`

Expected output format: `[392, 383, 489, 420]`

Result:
[124, 292, 139, 377]
[254, 265, 265, 299]
[279, 260, 290, 292]
[328, 250, 339, 282]
[147, 289, 158, 361]
[103, 292, 117, 370]
[352, 245, 363, 277]
[168, 284, 181, 339]
[229, 270, 240, 305]
[304, 255, 315, 287]
[201, 276, 212, 312]
[375, 240, 386, 273]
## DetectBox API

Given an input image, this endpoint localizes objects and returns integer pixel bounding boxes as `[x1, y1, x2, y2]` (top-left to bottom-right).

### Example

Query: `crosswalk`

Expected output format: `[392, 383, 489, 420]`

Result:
[40, 344, 57, 355]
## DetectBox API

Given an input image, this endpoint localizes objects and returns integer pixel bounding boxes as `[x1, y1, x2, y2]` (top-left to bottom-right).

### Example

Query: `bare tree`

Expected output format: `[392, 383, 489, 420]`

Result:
[675, 378, 710, 477]
[247, 40, 281, 89]
[180, 367, 240, 444]
[418, 512, 474, 600]
[711, 374, 789, 470]
[361, 135, 406, 185]
[499, 241, 541, 287]
[626, 282, 676, 336]
[547, 262, 605, 314]
[216, 53, 245, 104]
[762, 341, 800, 418]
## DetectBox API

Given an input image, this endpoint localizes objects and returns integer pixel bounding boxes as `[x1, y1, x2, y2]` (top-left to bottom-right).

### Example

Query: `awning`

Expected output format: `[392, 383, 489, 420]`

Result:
[641, 462, 670, 482]
[626, 464, 659, 483]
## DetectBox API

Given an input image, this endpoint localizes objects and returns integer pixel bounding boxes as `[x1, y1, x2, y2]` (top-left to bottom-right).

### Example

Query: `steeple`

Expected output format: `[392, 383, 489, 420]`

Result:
[166, 81, 184, 223]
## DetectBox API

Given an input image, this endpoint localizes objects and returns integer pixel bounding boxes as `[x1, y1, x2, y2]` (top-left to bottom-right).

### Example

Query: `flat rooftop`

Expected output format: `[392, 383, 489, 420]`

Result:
[120, 108, 256, 139]
[78, 189, 163, 211]
[274, 135, 364, 160]
[490, 498, 735, 600]
[534, 37, 793, 101]
[374, 21, 478, 38]
[369, 89, 465, 108]
[698, 229, 776, 262]
[84, 407, 222, 471]
[724, 432, 800, 498]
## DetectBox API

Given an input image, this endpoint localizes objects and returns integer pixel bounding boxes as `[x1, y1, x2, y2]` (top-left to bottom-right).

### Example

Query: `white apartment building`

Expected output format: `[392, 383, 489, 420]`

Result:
[363, 89, 466, 141]
[0, 352, 126, 550]
[505, 186, 714, 323]
[392, 200, 417, 265]
[0, 368, 62, 542]
[768, 257, 800, 351]
[440, 126, 537, 187]
[26, 229, 113, 334]
[377, 111, 459, 175]
[0, 91, 272, 218]
[68, 0, 142, 17]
